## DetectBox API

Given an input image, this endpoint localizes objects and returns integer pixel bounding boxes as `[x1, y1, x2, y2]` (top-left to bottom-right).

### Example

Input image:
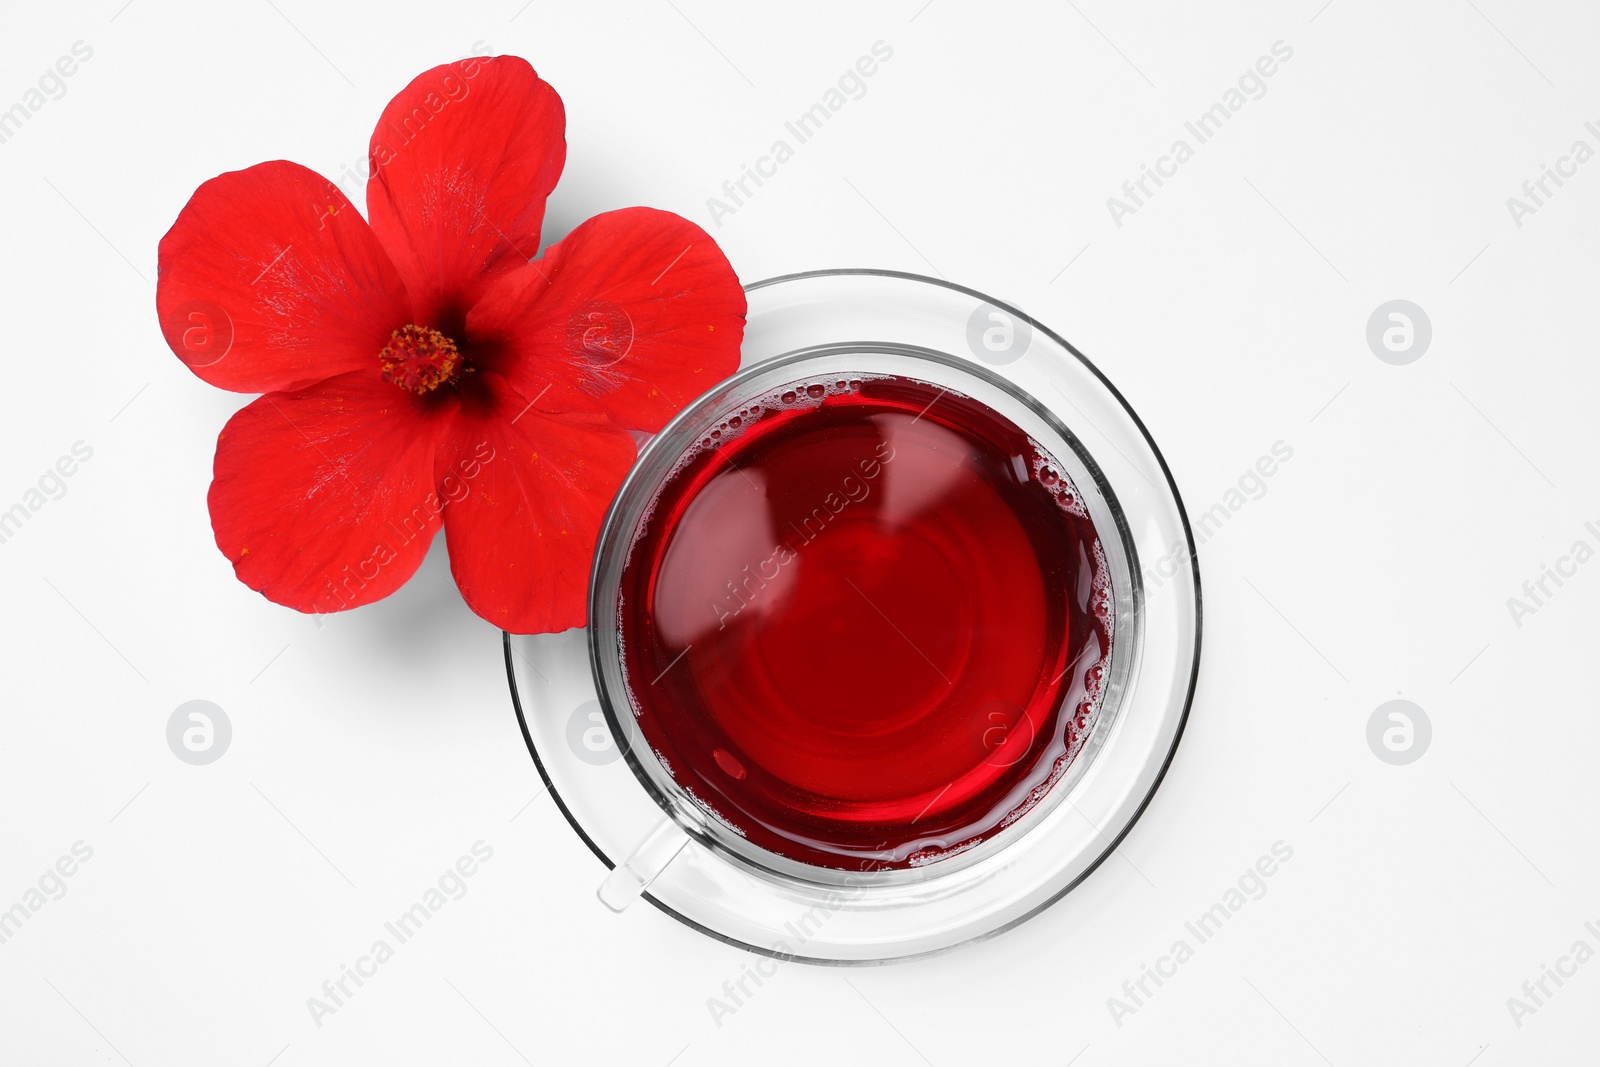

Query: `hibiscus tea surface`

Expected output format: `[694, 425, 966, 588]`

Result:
[614, 375, 1114, 870]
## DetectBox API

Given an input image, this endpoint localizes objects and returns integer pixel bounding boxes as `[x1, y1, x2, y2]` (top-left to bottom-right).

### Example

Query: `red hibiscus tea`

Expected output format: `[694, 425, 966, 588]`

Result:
[613, 375, 1114, 870]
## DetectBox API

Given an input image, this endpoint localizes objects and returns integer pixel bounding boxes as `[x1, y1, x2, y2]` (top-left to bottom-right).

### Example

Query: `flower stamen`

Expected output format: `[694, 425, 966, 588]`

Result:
[379, 324, 462, 394]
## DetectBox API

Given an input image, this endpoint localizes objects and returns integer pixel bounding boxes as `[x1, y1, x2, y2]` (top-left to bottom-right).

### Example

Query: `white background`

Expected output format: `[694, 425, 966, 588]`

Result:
[2, 1, 1597, 1064]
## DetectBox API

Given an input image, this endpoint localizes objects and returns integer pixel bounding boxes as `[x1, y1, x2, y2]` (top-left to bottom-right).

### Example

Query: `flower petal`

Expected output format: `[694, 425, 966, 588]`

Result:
[438, 373, 637, 633]
[367, 55, 565, 327]
[469, 208, 746, 432]
[157, 161, 410, 393]
[209, 372, 451, 614]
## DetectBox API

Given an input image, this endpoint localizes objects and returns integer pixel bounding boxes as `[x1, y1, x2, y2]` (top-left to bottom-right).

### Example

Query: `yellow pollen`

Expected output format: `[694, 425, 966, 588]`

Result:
[379, 325, 462, 394]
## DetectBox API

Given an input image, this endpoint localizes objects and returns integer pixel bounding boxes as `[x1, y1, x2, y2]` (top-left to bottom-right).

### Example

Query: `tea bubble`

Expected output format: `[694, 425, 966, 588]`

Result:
[713, 747, 748, 780]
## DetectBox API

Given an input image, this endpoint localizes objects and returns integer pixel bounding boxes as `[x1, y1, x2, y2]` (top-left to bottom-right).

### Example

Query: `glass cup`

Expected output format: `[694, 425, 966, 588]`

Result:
[505, 270, 1201, 963]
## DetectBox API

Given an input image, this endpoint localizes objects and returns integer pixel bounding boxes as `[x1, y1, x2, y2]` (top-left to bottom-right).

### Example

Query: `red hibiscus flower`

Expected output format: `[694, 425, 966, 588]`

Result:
[157, 55, 745, 634]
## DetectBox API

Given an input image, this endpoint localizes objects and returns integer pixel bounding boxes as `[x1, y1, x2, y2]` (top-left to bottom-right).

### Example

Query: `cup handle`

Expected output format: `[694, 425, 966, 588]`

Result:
[597, 814, 690, 912]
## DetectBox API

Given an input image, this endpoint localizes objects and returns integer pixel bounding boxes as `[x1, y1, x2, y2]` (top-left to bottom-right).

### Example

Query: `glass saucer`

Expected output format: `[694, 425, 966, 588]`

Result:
[505, 269, 1201, 963]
